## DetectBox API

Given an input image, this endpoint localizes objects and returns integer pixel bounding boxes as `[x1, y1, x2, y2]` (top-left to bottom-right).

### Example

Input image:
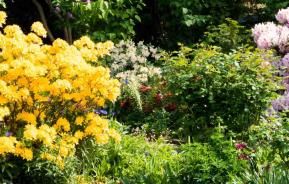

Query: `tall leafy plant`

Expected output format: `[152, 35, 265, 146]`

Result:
[51, 0, 144, 42]
[143, 0, 248, 48]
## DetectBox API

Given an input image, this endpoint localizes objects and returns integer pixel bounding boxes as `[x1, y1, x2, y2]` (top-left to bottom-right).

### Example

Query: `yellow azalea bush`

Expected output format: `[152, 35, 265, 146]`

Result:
[0, 11, 121, 168]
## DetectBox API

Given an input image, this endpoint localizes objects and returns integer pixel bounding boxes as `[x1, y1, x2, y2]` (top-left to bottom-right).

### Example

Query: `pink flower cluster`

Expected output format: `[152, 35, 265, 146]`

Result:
[252, 7, 289, 53]
[252, 22, 281, 49]
[276, 7, 289, 25]
[255, 7, 289, 112]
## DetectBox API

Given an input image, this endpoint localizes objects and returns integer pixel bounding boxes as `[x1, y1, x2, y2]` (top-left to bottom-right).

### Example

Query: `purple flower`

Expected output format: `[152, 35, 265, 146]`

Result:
[94, 109, 108, 115]
[54, 6, 61, 14]
[66, 12, 74, 20]
[280, 53, 289, 68]
[5, 131, 12, 137]
[82, 0, 91, 3]
[272, 96, 289, 111]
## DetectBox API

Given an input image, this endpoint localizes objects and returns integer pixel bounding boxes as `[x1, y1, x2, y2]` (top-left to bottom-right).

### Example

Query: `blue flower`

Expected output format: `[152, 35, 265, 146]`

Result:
[94, 109, 108, 115]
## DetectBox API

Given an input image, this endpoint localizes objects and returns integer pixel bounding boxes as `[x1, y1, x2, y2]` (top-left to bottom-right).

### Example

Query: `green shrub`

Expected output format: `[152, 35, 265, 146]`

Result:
[202, 18, 253, 52]
[78, 134, 181, 184]
[0, 125, 248, 184]
[0, 156, 79, 184]
[233, 115, 289, 183]
[179, 130, 247, 184]
[76, 127, 247, 184]
[248, 112, 289, 167]
[162, 46, 279, 135]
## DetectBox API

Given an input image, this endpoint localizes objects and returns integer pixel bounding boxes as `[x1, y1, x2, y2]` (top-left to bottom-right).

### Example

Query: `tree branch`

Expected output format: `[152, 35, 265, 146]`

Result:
[31, 0, 55, 42]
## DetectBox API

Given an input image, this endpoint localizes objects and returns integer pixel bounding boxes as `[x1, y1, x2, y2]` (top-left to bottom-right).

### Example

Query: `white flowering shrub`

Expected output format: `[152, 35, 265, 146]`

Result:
[107, 40, 162, 83]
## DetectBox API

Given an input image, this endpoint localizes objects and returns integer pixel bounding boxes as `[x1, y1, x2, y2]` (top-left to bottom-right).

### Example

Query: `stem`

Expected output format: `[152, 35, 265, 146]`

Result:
[64, 27, 69, 42]
[68, 26, 73, 44]
[31, 0, 55, 42]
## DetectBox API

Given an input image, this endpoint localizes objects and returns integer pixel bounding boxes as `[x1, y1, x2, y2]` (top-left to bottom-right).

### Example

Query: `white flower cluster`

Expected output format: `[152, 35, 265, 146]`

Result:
[108, 40, 162, 83]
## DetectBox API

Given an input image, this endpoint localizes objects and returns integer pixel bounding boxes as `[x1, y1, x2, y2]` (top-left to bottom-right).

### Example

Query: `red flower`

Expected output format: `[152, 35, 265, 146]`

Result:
[154, 93, 163, 104]
[238, 153, 249, 160]
[165, 103, 177, 112]
[164, 92, 173, 98]
[235, 143, 247, 150]
[120, 100, 129, 108]
[139, 85, 152, 93]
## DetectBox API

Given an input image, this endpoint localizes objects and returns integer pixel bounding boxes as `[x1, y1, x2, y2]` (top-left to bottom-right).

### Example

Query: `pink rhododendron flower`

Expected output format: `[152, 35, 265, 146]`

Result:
[278, 26, 289, 52]
[276, 7, 289, 25]
[252, 22, 279, 42]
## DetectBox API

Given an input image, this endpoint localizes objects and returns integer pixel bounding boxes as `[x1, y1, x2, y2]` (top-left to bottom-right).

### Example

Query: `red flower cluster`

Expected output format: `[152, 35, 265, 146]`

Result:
[139, 85, 152, 93]
[235, 143, 247, 150]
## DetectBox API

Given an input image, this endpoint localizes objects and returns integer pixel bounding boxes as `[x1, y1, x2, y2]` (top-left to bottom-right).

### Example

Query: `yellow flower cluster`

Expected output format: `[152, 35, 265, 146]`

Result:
[74, 36, 114, 62]
[0, 11, 121, 167]
[0, 136, 33, 160]
[31, 21, 47, 38]
[17, 111, 37, 125]
[0, 11, 6, 27]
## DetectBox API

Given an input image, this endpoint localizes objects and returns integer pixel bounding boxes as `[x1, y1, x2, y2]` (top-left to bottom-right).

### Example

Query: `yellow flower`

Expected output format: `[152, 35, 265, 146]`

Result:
[0, 63, 9, 72]
[4, 25, 23, 38]
[31, 21, 47, 37]
[23, 124, 38, 140]
[40, 152, 55, 162]
[59, 145, 69, 157]
[108, 129, 121, 143]
[26, 33, 43, 44]
[103, 40, 114, 50]
[38, 124, 56, 146]
[15, 143, 33, 161]
[0, 96, 8, 104]
[74, 175, 90, 184]
[51, 79, 72, 96]
[75, 116, 84, 125]
[55, 156, 65, 170]
[0, 136, 17, 155]
[86, 112, 96, 121]
[95, 133, 109, 144]
[74, 131, 84, 141]
[17, 111, 37, 125]
[52, 38, 69, 50]
[34, 110, 46, 121]
[54, 118, 71, 132]
[0, 11, 121, 165]
[73, 36, 95, 49]
[0, 11, 7, 27]
[0, 106, 10, 121]
[53, 79, 72, 91]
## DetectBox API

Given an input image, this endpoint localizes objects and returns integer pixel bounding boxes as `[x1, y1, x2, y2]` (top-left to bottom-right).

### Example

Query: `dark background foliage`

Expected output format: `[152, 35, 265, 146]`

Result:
[3, 0, 289, 49]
